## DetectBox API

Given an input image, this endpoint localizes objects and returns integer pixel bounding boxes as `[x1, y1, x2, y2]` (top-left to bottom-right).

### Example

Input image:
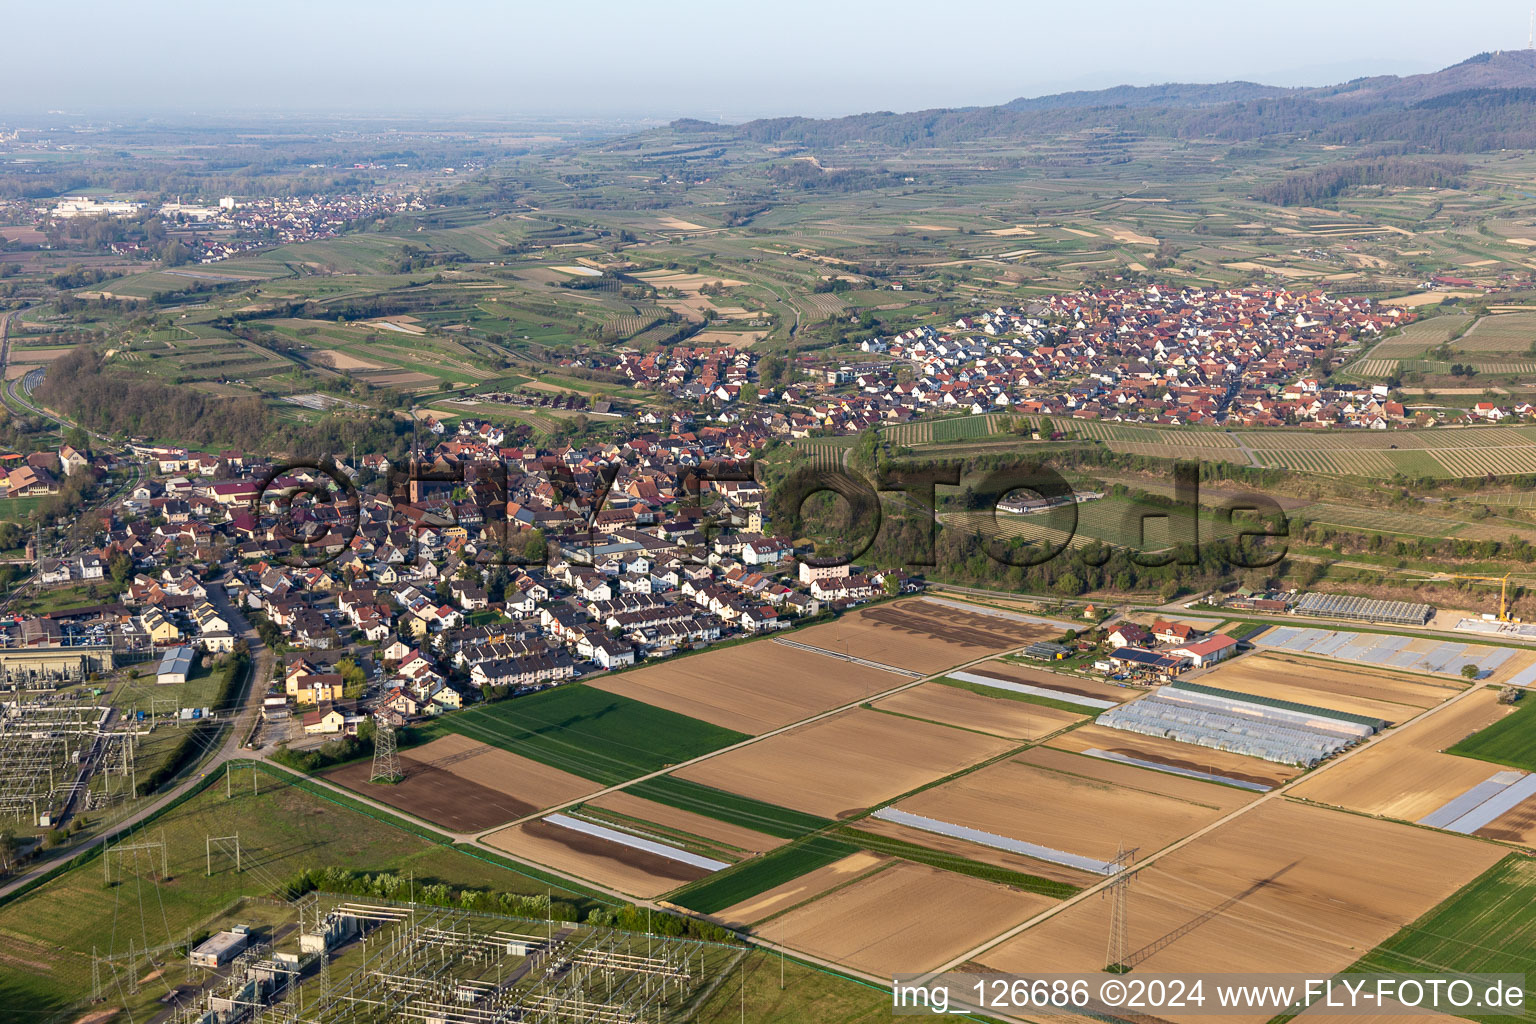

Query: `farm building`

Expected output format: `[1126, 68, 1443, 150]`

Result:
[1107, 647, 1187, 677]
[1107, 623, 1151, 648]
[1295, 592, 1432, 626]
[156, 646, 198, 685]
[1171, 634, 1239, 668]
[1021, 640, 1071, 661]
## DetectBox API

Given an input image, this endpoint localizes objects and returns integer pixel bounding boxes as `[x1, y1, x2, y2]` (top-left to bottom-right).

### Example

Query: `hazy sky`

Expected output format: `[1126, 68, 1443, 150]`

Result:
[6, 0, 1535, 120]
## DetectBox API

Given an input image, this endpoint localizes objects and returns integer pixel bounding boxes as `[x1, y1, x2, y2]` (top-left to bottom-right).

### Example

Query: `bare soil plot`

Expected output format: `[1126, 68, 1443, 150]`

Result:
[768, 860, 1053, 974]
[310, 349, 387, 371]
[653, 217, 708, 231]
[1048, 724, 1301, 790]
[689, 330, 765, 348]
[1290, 687, 1515, 824]
[675, 708, 1016, 819]
[355, 370, 438, 387]
[980, 801, 1504, 996]
[1199, 653, 1456, 723]
[585, 791, 786, 858]
[965, 660, 1132, 703]
[872, 682, 1084, 740]
[892, 750, 1246, 869]
[327, 734, 599, 832]
[585, 640, 904, 734]
[709, 851, 889, 928]
[791, 598, 1055, 674]
[484, 818, 711, 898]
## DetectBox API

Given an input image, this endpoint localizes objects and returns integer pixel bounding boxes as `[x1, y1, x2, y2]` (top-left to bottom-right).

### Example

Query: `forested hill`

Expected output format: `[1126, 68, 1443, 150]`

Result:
[675, 51, 1536, 154]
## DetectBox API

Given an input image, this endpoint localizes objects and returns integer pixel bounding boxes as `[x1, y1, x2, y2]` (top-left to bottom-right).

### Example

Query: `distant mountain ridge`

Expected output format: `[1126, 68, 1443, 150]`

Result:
[1001, 81, 1294, 111]
[669, 50, 1536, 154]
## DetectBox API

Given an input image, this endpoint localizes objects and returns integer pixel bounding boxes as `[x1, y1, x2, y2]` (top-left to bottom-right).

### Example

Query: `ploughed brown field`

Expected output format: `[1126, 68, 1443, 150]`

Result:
[483, 818, 711, 899]
[584, 639, 904, 734]
[326, 734, 598, 832]
[1047, 723, 1301, 790]
[767, 860, 1055, 974]
[1199, 652, 1458, 723]
[675, 707, 1016, 818]
[872, 681, 1085, 740]
[979, 801, 1505, 1023]
[791, 598, 1056, 673]
[706, 851, 890, 929]
[1290, 687, 1517, 826]
[893, 747, 1252, 869]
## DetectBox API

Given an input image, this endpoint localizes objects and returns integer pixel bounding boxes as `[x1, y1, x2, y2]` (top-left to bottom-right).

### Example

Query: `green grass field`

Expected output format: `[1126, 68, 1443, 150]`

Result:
[692, 950, 896, 1024]
[1446, 700, 1536, 771]
[625, 777, 835, 840]
[1350, 854, 1536, 1024]
[668, 836, 861, 915]
[416, 685, 749, 785]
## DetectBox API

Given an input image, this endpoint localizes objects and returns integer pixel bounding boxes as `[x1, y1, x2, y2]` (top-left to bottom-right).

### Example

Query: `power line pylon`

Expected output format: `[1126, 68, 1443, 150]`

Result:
[1103, 843, 1138, 973]
[369, 720, 402, 784]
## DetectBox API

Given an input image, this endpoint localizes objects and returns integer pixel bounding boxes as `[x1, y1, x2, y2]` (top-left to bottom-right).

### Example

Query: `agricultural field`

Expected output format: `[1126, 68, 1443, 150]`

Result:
[701, 850, 888, 928]
[980, 801, 1506, 996]
[584, 638, 906, 734]
[1291, 687, 1519, 826]
[325, 733, 599, 832]
[668, 835, 863, 916]
[414, 684, 749, 786]
[1452, 311, 1536, 353]
[1198, 652, 1458, 724]
[1047, 722, 1302, 790]
[757, 859, 1054, 975]
[623, 777, 835, 841]
[674, 707, 1016, 819]
[889, 746, 1254, 880]
[1446, 696, 1536, 773]
[1350, 854, 1536, 1024]
[579, 791, 787, 858]
[1363, 311, 1474, 359]
[482, 816, 714, 898]
[871, 680, 1086, 740]
[789, 598, 1056, 673]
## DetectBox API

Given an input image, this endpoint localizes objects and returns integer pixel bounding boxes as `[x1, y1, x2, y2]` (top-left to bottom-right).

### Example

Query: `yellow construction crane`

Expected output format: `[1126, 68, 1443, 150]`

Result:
[1437, 572, 1515, 621]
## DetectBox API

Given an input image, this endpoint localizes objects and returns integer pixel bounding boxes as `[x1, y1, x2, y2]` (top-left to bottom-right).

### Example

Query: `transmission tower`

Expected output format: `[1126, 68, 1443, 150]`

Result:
[369, 720, 402, 784]
[1102, 844, 1138, 973]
